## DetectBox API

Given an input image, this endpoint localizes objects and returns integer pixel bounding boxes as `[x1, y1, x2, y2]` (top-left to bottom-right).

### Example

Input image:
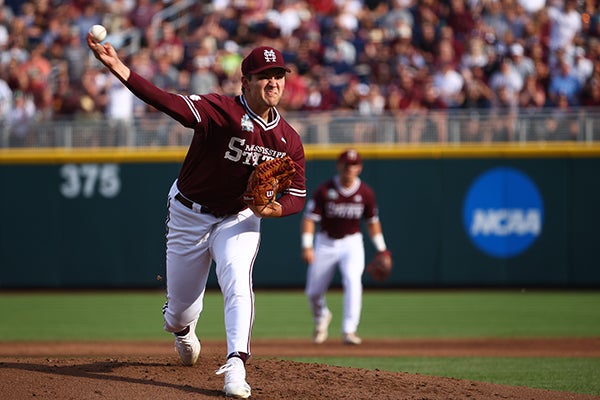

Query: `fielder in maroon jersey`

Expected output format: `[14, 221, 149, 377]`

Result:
[88, 35, 306, 399]
[300, 149, 388, 345]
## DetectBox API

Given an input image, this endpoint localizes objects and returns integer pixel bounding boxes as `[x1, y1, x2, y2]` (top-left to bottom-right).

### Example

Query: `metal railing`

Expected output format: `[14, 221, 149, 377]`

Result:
[1, 108, 600, 148]
[151, 0, 198, 37]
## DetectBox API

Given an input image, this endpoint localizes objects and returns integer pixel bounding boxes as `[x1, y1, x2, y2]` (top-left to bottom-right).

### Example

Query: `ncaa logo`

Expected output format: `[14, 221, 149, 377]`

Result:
[462, 167, 544, 258]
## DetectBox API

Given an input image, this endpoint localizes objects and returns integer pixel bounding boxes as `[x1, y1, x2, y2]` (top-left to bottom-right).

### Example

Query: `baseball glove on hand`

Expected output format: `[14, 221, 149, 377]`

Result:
[367, 250, 393, 282]
[243, 156, 297, 207]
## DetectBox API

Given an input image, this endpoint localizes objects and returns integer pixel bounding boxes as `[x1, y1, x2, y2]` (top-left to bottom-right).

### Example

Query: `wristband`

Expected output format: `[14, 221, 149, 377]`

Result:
[371, 233, 387, 252]
[301, 233, 314, 249]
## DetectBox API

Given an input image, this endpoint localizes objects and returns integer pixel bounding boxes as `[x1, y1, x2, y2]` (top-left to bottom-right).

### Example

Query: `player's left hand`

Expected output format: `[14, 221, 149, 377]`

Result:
[366, 250, 393, 282]
[247, 201, 283, 218]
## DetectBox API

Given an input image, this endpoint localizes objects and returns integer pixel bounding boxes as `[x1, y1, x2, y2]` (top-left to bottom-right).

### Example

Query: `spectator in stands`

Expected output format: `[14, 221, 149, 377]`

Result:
[105, 72, 135, 145]
[301, 72, 338, 111]
[510, 43, 535, 82]
[490, 85, 517, 142]
[22, 44, 53, 119]
[518, 0, 545, 16]
[412, 19, 438, 65]
[280, 63, 309, 111]
[129, 0, 159, 31]
[461, 36, 490, 71]
[547, 0, 582, 54]
[581, 73, 600, 107]
[488, 56, 523, 106]
[545, 93, 580, 140]
[380, 0, 414, 42]
[571, 46, 594, 86]
[152, 53, 179, 92]
[460, 69, 494, 110]
[338, 77, 363, 110]
[63, 26, 88, 84]
[0, 7, 10, 51]
[6, 90, 35, 146]
[75, 3, 104, 39]
[390, 28, 426, 75]
[519, 74, 548, 111]
[323, 31, 357, 75]
[357, 83, 385, 117]
[129, 47, 155, 81]
[415, 80, 448, 143]
[482, 0, 510, 44]
[154, 21, 185, 67]
[447, 0, 476, 42]
[217, 40, 242, 79]
[518, 74, 548, 140]
[3, 0, 600, 147]
[548, 58, 582, 106]
[505, 2, 530, 40]
[432, 56, 464, 109]
[80, 65, 107, 112]
[189, 53, 219, 95]
[0, 75, 11, 120]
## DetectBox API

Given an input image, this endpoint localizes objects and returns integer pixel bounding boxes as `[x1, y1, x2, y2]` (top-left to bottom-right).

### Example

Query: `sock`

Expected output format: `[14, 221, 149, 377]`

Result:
[227, 351, 249, 363]
[174, 326, 190, 336]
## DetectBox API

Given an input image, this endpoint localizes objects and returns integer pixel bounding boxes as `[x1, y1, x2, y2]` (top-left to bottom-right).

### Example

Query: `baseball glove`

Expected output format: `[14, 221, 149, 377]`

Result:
[243, 156, 297, 206]
[366, 250, 393, 282]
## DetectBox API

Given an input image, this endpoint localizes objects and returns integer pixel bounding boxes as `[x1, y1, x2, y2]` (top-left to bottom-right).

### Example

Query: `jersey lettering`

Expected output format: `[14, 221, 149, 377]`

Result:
[225, 137, 287, 166]
[325, 202, 365, 219]
[224, 137, 245, 161]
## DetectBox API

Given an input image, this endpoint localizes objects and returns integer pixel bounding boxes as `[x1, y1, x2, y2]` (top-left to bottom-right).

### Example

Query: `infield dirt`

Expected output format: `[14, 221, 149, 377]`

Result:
[1, 338, 599, 400]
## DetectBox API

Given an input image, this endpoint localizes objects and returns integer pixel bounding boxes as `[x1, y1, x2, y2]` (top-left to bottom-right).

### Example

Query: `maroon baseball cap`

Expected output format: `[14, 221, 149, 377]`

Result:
[337, 149, 362, 165]
[241, 46, 291, 76]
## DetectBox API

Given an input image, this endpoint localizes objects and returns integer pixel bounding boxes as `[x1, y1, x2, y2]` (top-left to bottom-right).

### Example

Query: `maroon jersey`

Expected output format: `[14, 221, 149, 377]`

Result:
[304, 176, 379, 238]
[124, 71, 306, 216]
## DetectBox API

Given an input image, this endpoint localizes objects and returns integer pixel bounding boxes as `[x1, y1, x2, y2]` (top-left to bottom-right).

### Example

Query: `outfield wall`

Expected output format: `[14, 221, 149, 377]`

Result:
[1, 144, 599, 288]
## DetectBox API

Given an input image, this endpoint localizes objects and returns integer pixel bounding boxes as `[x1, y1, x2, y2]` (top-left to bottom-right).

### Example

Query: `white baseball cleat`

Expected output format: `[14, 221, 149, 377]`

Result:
[173, 319, 200, 366]
[312, 309, 332, 344]
[215, 357, 251, 398]
[343, 332, 363, 345]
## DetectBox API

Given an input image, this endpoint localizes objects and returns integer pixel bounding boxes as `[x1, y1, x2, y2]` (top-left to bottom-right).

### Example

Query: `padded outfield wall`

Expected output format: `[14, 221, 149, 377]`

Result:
[1, 144, 599, 288]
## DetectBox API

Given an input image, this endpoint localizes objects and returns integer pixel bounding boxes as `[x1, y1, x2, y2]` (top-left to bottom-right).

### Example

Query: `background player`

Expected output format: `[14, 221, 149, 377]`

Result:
[87, 35, 306, 399]
[300, 149, 388, 345]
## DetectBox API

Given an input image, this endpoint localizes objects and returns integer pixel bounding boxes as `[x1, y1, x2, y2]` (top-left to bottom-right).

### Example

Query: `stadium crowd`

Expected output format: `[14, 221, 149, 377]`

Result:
[1, 0, 599, 145]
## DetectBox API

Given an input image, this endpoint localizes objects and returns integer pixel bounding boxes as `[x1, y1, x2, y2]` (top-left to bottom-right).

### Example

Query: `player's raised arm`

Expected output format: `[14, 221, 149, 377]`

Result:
[86, 32, 130, 83]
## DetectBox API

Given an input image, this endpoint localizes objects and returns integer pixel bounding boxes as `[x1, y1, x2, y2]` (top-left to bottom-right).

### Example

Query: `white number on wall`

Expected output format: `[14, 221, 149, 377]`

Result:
[60, 164, 121, 198]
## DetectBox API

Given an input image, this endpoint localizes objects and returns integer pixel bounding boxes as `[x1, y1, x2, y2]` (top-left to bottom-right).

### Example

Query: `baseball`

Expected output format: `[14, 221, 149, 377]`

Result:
[89, 24, 107, 42]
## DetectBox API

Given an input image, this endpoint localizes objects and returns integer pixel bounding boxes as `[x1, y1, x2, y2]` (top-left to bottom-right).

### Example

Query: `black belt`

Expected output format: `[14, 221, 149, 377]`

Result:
[175, 193, 228, 218]
[327, 232, 358, 239]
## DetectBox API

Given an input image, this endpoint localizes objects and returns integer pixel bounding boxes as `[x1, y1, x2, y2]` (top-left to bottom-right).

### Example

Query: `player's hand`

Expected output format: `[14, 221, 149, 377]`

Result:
[87, 33, 114, 62]
[247, 201, 283, 218]
[86, 33, 130, 81]
[301, 248, 314, 264]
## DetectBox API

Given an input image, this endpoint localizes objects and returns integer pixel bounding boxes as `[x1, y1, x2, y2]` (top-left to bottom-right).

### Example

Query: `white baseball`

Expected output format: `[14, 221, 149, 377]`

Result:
[89, 24, 107, 42]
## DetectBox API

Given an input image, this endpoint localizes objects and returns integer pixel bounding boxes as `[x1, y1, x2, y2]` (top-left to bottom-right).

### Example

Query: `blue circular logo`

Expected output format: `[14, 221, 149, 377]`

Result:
[463, 167, 544, 258]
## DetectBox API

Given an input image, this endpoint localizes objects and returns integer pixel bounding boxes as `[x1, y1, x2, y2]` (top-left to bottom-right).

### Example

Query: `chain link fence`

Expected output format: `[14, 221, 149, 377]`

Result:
[2, 108, 600, 148]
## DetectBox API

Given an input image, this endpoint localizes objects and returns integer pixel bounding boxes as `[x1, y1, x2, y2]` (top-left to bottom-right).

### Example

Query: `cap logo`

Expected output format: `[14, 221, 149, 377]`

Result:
[263, 49, 278, 64]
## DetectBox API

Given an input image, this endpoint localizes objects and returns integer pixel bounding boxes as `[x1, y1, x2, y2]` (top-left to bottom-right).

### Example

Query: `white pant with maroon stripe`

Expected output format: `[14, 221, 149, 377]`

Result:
[163, 180, 260, 357]
[305, 232, 365, 335]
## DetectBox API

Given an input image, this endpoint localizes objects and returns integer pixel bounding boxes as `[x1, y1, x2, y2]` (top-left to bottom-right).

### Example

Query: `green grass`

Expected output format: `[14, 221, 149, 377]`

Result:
[288, 356, 600, 396]
[1, 289, 599, 395]
[253, 289, 600, 338]
[2, 289, 598, 340]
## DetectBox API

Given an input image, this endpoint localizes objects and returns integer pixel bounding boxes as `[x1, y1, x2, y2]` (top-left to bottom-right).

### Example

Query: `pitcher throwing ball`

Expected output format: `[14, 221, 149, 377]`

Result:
[87, 33, 306, 399]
